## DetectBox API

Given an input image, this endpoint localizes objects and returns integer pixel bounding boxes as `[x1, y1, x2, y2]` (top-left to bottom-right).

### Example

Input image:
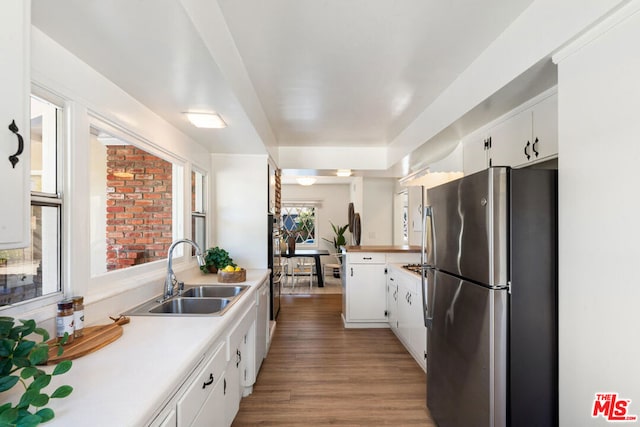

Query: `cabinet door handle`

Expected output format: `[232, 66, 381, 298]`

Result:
[532, 137, 539, 157]
[350, 267, 353, 277]
[8, 120, 24, 168]
[224, 378, 227, 395]
[202, 373, 214, 389]
[362, 257, 372, 260]
[524, 140, 531, 160]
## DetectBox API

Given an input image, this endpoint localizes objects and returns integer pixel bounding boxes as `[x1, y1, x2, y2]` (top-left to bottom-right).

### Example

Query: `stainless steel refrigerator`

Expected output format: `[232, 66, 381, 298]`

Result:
[422, 167, 557, 427]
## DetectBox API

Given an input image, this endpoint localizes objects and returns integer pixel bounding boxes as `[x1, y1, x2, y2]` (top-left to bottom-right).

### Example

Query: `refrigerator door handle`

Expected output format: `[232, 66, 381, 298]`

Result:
[423, 269, 436, 329]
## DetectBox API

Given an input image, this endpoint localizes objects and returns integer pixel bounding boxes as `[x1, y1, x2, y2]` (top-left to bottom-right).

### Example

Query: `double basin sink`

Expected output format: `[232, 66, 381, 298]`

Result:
[125, 284, 249, 316]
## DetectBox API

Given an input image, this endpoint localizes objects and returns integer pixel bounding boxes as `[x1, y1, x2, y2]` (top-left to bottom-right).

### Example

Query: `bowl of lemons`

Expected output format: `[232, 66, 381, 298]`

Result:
[217, 265, 246, 283]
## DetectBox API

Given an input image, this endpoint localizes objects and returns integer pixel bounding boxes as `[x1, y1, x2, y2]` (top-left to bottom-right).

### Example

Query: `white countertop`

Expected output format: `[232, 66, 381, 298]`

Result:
[3, 269, 269, 427]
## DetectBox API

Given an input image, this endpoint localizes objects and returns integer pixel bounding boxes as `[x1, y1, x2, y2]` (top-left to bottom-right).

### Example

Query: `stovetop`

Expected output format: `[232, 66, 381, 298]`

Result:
[402, 263, 428, 275]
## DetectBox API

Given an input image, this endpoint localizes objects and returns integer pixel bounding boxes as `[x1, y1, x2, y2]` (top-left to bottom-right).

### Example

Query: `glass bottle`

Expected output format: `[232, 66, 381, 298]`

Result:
[72, 296, 85, 338]
[56, 299, 74, 344]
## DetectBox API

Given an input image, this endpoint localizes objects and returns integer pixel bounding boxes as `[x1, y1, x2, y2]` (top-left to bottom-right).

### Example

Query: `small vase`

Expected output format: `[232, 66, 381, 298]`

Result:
[207, 265, 218, 274]
[287, 236, 296, 255]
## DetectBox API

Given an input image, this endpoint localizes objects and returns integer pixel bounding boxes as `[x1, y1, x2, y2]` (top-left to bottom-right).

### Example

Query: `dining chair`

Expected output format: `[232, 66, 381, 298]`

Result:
[323, 253, 342, 281]
[291, 257, 314, 288]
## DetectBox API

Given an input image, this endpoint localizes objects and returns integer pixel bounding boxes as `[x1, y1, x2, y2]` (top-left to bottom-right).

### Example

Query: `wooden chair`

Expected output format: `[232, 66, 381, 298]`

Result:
[291, 257, 314, 288]
[323, 254, 342, 281]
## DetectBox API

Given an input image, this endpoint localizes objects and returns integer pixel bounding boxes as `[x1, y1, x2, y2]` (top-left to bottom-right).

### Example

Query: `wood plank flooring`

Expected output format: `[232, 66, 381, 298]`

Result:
[232, 294, 436, 426]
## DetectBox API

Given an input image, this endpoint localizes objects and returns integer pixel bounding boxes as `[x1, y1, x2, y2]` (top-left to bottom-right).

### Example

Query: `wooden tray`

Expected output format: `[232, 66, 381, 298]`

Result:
[45, 316, 130, 365]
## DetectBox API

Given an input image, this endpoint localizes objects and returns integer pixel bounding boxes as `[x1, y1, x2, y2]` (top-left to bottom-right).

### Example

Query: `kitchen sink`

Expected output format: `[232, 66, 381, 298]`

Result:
[149, 297, 232, 314]
[124, 284, 249, 317]
[181, 285, 248, 298]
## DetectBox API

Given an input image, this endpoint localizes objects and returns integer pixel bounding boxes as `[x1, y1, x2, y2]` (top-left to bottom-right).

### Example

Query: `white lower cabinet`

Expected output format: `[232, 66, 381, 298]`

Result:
[225, 302, 256, 425]
[255, 279, 270, 373]
[177, 341, 227, 427]
[386, 272, 398, 335]
[149, 292, 259, 427]
[388, 266, 427, 372]
[342, 252, 388, 327]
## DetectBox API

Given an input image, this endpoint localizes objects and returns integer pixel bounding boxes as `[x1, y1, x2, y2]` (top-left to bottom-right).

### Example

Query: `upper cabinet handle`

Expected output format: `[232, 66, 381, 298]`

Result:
[532, 137, 539, 157]
[524, 140, 531, 160]
[8, 120, 24, 168]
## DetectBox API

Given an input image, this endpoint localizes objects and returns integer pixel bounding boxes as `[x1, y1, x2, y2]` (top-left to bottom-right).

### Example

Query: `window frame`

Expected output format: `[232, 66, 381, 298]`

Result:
[281, 203, 318, 248]
[191, 167, 208, 253]
[86, 112, 189, 292]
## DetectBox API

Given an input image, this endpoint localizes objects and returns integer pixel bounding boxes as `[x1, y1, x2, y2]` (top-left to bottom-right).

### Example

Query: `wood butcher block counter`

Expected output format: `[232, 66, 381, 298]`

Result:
[342, 245, 421, 253]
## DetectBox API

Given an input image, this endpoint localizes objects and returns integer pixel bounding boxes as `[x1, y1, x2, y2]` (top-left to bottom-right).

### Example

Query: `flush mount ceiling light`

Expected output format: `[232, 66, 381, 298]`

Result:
[184, 112, 227, 129]
[336, 169, 352, 177]
[296, 177, 317, 186]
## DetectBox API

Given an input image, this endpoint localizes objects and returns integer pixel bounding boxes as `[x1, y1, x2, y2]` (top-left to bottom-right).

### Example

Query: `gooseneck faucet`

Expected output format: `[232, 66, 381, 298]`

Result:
[163, 238, 206, 301]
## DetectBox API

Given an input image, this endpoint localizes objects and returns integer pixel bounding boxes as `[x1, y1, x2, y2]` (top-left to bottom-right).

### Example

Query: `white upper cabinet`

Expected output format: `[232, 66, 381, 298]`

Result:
[462, 130, 490, 176]
[463, 90, 558, 175]
[0, 2, 30, 248]
[530, 93, 559, 162]
[491, 93, 558, 168]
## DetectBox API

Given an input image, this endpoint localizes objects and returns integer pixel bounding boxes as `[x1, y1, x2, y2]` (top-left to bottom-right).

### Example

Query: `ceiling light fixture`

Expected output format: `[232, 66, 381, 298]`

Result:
[296, 177, 317, 186]
[336, 169, 352, 177]
[184, 112, 227, 129]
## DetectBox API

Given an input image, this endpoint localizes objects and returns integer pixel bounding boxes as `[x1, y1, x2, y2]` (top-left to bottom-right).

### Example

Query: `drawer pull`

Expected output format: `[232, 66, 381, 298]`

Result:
[362, 257, 372, 260]
[202, 373, 214, 389]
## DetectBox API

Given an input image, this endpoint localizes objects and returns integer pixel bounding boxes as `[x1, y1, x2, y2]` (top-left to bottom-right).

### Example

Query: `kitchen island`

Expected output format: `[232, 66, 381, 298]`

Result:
[340, 245, 420, 328]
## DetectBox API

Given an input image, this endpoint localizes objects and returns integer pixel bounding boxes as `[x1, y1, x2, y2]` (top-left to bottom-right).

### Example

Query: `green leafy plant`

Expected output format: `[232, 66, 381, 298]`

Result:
[0, 316, 73, 427]
[200, 246, 236, 273]
[322, 222, 348, 259]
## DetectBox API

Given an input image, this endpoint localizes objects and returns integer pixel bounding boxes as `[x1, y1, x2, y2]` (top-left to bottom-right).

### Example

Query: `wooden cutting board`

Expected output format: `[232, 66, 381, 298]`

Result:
[45, 316, 130, 365]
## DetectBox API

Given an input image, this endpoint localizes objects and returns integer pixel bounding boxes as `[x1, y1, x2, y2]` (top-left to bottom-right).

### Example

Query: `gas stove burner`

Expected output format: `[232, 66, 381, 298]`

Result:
[402, 263, 427, 274]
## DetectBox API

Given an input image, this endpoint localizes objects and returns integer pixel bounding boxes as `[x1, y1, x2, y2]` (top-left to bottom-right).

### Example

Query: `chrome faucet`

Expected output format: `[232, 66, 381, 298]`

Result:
[163, 238, 206, 301]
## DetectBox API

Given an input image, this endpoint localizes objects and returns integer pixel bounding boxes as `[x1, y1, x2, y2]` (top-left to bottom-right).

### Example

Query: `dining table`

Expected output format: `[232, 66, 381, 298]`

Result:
[281, 249, 331, 287]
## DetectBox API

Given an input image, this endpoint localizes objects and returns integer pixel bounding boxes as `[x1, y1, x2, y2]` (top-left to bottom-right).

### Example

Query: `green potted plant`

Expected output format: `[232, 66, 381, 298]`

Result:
[0, 316, 73, 426]
[322, 222, 348, 256]
[200, 246, 236, 273]
[322, 222, 348, 278]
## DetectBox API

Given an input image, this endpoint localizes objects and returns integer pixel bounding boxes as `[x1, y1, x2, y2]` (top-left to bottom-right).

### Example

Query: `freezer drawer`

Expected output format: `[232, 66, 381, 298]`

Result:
[426, 270, 507, 427]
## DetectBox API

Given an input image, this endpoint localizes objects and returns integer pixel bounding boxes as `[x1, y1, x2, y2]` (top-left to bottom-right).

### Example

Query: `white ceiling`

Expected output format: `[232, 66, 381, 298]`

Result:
[31, 0, 536, 176]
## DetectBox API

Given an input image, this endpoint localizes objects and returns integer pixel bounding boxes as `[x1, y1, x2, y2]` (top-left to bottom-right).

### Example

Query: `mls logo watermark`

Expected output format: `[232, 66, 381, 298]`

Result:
[593, 393, 638, 422]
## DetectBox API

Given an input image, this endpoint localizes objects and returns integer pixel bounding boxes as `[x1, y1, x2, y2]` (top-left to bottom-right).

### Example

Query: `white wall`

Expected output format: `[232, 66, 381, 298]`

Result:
[212, 154, 268, 269]
[362, 178, 395, 245]
[555, 3, 640, 425]
[282, 183, 351, 257]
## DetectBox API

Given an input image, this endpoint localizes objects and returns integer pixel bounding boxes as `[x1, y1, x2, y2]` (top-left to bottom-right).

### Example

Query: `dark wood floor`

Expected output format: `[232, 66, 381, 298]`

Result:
[232, 294, 435, 426]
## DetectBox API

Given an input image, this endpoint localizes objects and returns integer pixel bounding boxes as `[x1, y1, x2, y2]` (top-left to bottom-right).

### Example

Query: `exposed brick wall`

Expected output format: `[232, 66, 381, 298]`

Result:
[106, 146, 172, 271]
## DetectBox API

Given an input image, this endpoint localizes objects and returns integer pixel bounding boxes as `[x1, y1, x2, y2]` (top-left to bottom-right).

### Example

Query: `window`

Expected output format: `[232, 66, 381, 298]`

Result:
[0, 95, 62, 306]
[281, 205, 316, 246]
[191, 170, 206, 253]
[89, 124, 183, 275]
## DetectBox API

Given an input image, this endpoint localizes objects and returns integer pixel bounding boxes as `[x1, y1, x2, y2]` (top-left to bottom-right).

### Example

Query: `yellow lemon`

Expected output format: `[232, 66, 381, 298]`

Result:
[235, 266, 241, 271]
[224, 265, 234, 272]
